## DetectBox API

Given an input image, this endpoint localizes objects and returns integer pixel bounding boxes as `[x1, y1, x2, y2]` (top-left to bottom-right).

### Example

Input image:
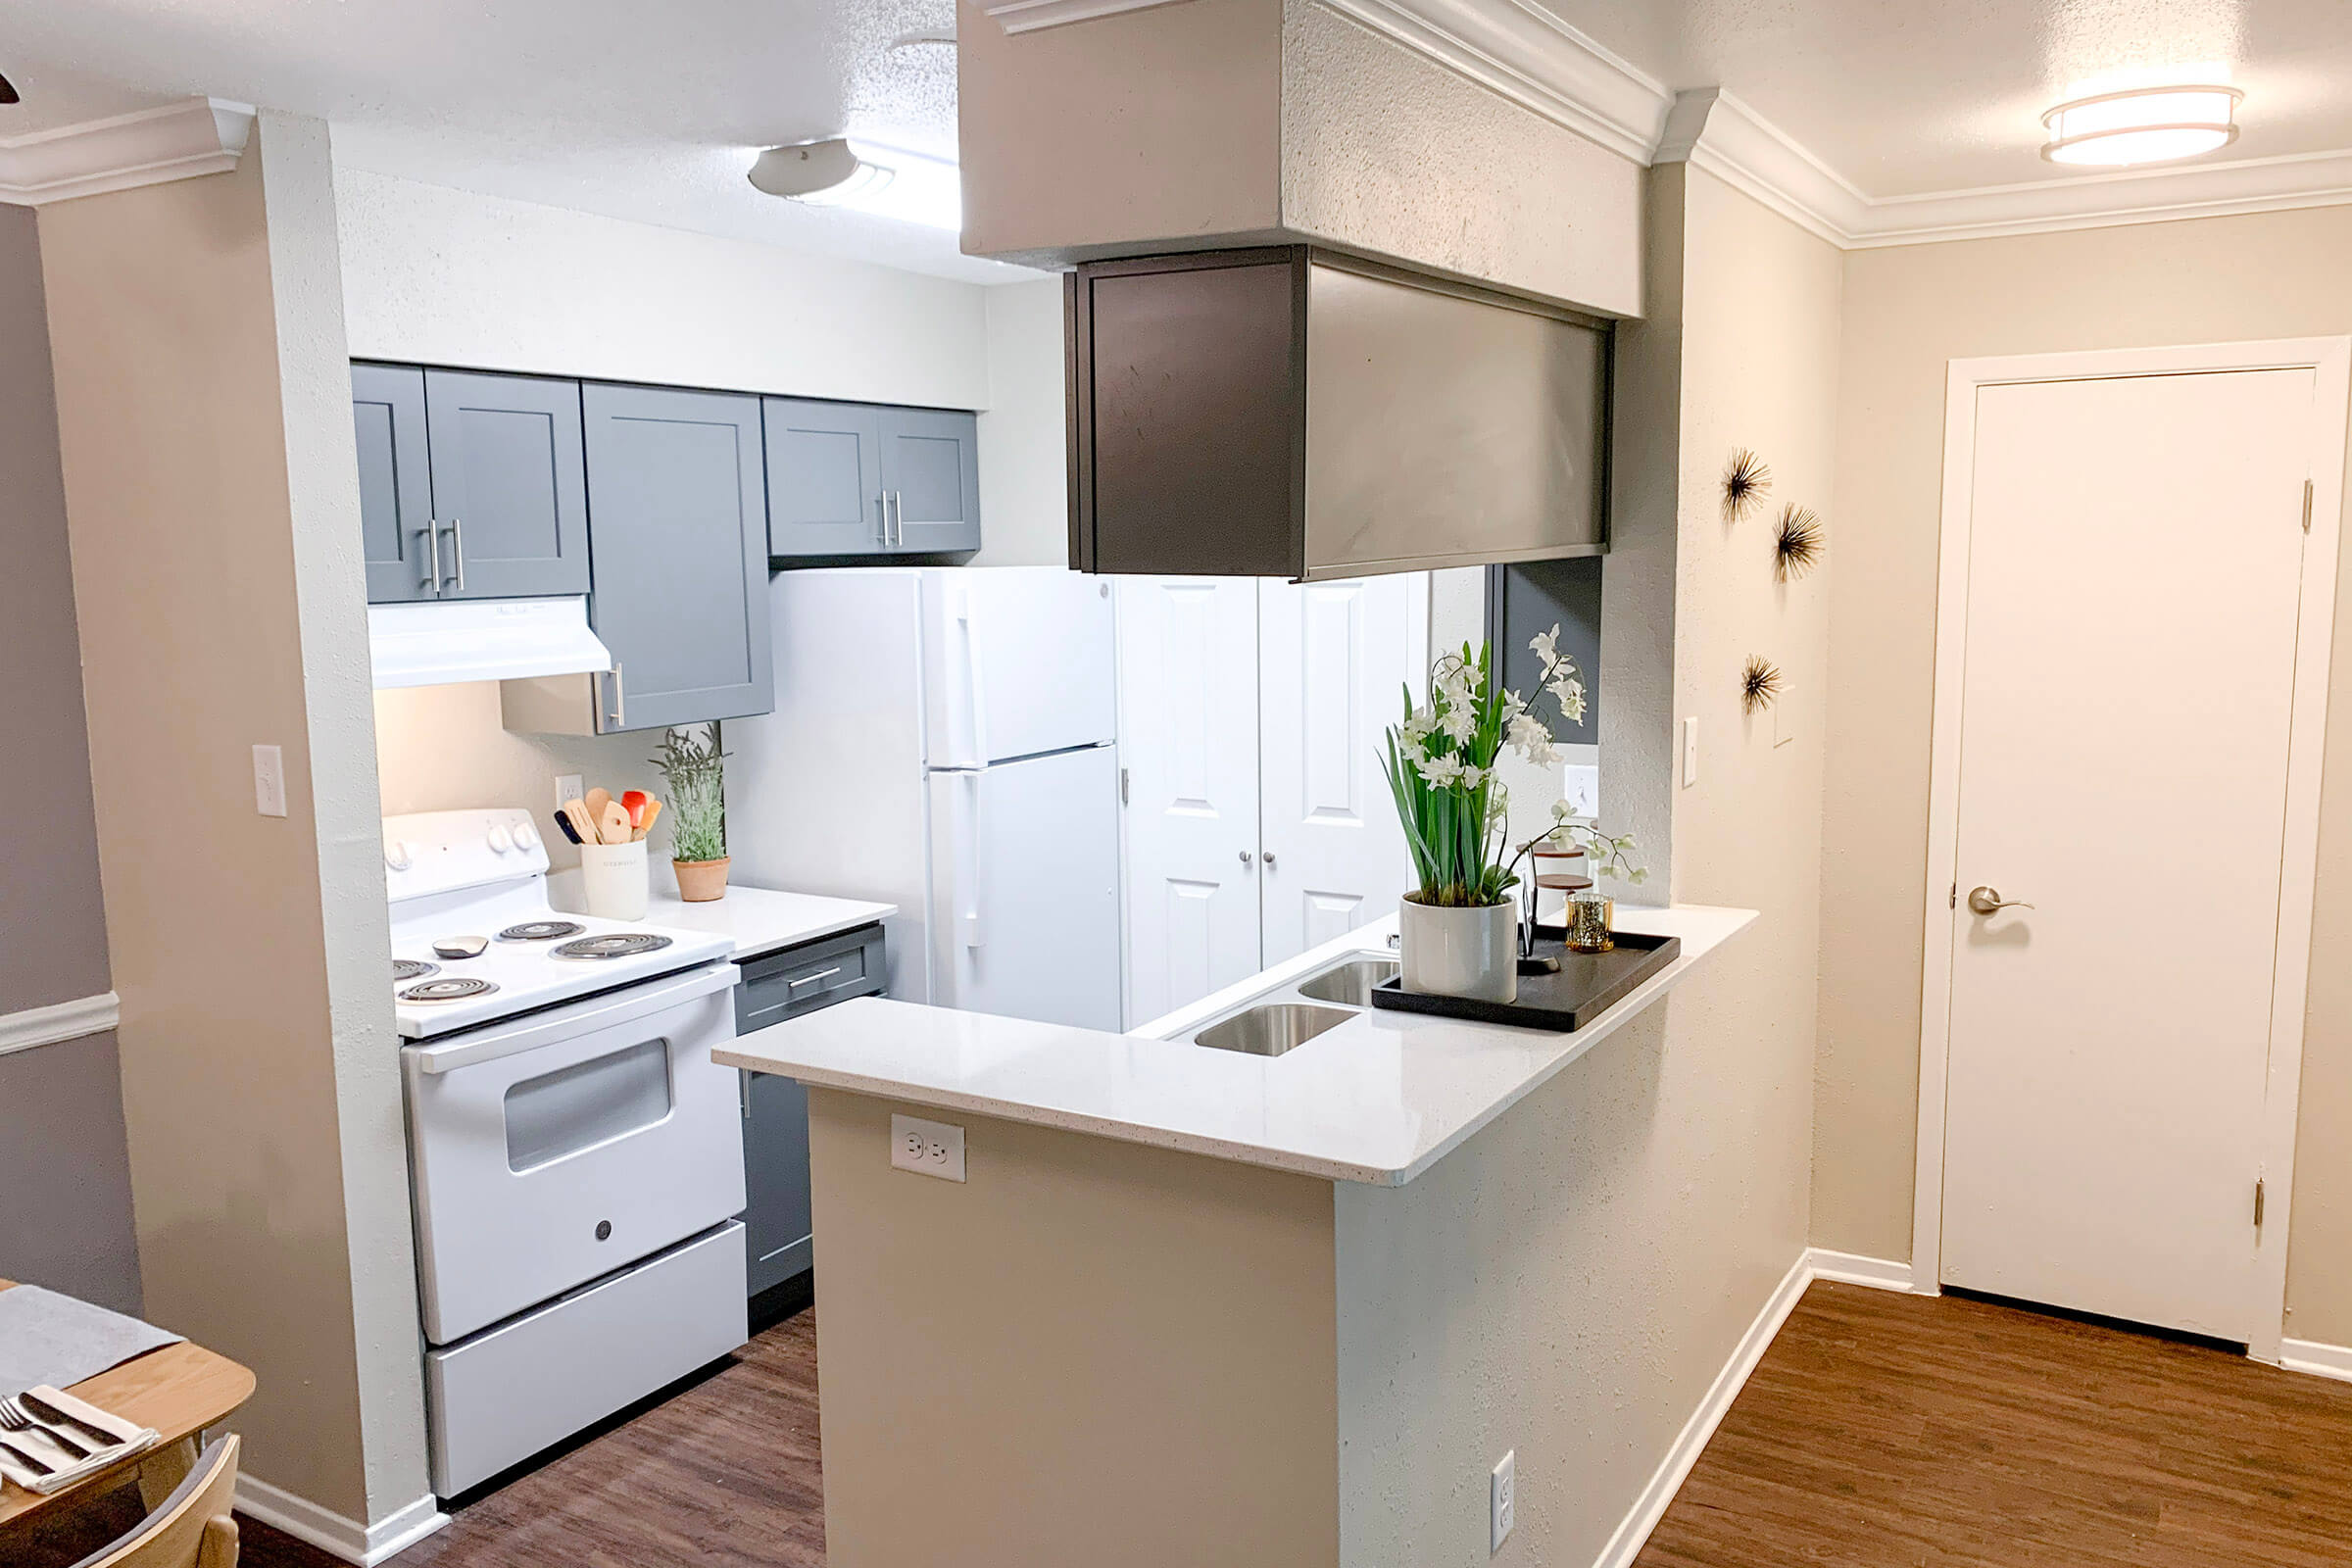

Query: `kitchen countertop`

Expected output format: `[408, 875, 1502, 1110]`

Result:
[719, 903, 1756, 1185]
[547, 870, 896, 959]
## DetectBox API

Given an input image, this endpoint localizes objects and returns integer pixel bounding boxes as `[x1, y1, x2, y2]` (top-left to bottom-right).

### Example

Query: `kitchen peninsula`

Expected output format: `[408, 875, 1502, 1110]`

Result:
[719, 904, 1756, 1566]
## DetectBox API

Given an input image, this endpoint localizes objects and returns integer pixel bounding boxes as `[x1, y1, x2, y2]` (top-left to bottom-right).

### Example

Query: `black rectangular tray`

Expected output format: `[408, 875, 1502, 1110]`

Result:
[1367, 927, 1681, 1031]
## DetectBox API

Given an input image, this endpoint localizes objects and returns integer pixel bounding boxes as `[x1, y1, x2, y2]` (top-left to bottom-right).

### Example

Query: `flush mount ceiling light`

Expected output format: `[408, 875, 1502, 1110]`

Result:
[747, 136, 960, 230]
[2040, 85, 2242, 167]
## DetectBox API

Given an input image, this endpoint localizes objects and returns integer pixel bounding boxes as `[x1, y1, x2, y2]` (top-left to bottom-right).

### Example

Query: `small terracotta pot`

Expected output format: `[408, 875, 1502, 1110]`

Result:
[673, 857, 730, 903]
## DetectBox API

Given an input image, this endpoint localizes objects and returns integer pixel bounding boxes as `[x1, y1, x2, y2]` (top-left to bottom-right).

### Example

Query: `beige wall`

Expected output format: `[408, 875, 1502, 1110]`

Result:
[41, 120, 430, 1526]
[805, 1090, 1340, 1566]
[1336, 166, 1838, 1564]
[1816, 205, 2352, 1348]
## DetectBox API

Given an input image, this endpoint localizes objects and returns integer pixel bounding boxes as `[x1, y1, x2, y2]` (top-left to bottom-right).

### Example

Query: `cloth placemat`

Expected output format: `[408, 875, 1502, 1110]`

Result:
[0, 1286, 182, 1398]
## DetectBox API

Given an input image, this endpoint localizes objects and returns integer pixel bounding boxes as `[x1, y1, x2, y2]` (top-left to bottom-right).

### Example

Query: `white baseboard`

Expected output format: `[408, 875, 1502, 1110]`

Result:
[1803, 1248, 1918, 1293]
[1589, 1247, 1917, 1568]
[2280, 1338, 2352, 1384]
[1589, 1250, 1813, 1568]
[236, 1476, 447, 1565]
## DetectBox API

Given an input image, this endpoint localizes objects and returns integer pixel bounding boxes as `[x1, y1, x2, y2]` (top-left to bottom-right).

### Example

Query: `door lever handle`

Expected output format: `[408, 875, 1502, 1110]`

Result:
[1967, 886, 2034, 915]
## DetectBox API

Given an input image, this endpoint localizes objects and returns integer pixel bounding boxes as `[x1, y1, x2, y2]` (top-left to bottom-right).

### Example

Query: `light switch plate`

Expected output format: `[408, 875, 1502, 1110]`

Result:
[253, 744, 288, 817]
[1681, 716, 1699, 787]
[891, 1113, 966, 1182]
[1491, 1449, 1514, 1552]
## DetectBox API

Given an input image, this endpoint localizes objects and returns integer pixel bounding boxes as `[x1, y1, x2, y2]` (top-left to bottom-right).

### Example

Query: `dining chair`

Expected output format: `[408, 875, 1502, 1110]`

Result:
[69, 1435, 238, 1568]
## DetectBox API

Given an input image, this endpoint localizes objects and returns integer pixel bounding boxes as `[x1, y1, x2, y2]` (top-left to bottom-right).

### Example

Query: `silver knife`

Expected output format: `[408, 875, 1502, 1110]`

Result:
[22, 1392, 116, 1453]
[0, 1435, 56, 1476]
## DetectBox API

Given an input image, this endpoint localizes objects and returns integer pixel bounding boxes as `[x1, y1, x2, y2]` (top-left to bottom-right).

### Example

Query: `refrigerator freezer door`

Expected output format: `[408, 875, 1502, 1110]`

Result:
[928, 746, 1123, 1031]
[922, 568, 1117, 767]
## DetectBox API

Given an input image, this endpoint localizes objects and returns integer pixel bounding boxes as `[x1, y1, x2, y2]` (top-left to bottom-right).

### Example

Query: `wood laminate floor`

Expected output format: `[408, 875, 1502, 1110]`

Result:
[23, 1283, 2349, 1567]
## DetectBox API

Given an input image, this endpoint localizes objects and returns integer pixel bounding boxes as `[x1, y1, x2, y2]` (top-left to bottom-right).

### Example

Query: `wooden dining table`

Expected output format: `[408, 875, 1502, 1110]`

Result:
[0, 1280, 257, 1533]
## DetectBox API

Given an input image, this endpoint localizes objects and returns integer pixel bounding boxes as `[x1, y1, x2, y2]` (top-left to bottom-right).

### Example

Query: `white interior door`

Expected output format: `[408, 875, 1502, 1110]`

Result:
[1257, 574, 1427, 966]
[1115, 578, 1263, 1025]
[1939, 368, 2316, 1341]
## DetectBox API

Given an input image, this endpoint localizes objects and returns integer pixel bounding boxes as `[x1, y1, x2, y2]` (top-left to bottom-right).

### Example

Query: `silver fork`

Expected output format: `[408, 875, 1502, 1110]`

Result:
[0, 1396, 92, 1459]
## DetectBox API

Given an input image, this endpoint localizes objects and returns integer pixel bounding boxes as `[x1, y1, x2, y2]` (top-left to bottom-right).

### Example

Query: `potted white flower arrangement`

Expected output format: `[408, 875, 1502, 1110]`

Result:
[1382, 628, 1587, 1002]
[650, 724, 731, 903]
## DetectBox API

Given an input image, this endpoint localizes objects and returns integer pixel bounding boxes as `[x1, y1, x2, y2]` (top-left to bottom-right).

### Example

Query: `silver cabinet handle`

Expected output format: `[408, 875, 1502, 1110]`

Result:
[1966, 886, 2034, 915]
[1239, 850, 1253, 866]
[604, 662, 625, 731]
[888, 490, 903, 547]
[1262, 851, 1278, 868]
[449, 514, 466, 592]
[788, 965, 846, 992]
[877, 493, 890, 547]
[416, 523, 441, 593]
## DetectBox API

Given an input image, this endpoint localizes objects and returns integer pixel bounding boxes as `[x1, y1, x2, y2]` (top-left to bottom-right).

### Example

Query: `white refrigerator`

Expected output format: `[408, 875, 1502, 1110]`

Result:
[728, 567, 1124, 1031]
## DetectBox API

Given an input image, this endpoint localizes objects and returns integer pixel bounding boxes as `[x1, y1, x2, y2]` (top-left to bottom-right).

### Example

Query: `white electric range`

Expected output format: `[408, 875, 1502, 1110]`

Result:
[383, 808, 749, 1497]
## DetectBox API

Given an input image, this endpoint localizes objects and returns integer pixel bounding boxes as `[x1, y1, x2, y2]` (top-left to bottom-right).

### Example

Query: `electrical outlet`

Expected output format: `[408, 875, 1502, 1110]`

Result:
[252, 744, 288, 818]
[1491, 1449, 1514, 1552]
[555, 773, 583, 810]
[1681, 715, 1699, 787]
[890, 1113, 966, 1182]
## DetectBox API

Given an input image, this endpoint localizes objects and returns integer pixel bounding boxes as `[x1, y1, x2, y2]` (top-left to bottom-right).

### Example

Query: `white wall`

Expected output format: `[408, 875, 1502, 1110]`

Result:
[974, 278, 1069, 566]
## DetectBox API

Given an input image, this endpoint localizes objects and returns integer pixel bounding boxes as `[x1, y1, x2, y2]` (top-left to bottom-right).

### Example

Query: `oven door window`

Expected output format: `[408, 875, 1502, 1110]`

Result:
[504, 1037, 674, 1172]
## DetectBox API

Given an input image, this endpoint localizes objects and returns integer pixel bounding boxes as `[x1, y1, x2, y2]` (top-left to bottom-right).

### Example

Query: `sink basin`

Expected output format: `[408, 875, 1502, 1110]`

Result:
[1296, 957, 1398, 1007]
[1192, 1003, 1356, 1057]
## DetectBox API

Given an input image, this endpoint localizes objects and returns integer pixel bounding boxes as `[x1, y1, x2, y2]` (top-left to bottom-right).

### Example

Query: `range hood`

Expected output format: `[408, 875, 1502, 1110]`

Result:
[1065, 248, 1611, 581]
[368, 597, 612, 690]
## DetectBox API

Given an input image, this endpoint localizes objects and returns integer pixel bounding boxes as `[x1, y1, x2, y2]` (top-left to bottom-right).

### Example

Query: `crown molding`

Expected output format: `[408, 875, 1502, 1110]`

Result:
[975, 0, 1194, 33]
[1655, 87, 1866, 245]
[1315, 0, 1672, 165]
[0, 97, 253, 206]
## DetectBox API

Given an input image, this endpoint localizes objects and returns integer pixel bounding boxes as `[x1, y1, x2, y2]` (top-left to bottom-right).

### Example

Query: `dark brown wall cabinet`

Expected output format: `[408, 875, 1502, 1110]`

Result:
[1066, 247, 1611, 581]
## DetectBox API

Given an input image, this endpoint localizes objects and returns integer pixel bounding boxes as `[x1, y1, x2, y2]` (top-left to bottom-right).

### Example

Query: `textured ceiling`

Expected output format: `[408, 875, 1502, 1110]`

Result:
[2, 0, 2348, 273]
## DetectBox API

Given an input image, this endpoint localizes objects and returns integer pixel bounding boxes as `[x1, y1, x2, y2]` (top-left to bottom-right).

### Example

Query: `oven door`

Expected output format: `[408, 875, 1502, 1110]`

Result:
[403, 961, 745, 1345]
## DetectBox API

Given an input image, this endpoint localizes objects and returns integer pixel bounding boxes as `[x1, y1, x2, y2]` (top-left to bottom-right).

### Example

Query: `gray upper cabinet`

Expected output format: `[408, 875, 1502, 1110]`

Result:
[581, 383, 773, 729]
[764, 397, 981, 558]
[762, 397, 885, 556]
[879, 407, 982, 554]
[353, 363, 437, 603]
[421, 368, 592, 599]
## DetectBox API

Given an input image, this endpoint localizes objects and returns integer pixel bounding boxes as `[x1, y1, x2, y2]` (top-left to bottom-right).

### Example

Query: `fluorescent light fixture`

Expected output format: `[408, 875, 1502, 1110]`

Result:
[747, 136, 961, 230]
[2040, 85, 2241, 167]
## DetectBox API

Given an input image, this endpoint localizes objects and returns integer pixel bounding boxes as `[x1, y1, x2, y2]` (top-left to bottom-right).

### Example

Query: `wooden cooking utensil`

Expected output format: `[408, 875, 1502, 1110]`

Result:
[561, 800, 598, 848]
[633, 799, 663, 842]
[585, 787, 612, 822]
[598, 800, 632, 847]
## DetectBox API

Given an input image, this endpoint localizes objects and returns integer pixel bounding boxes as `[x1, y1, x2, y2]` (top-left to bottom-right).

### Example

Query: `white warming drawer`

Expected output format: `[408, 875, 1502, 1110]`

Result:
[425, 1221, 747, 1495]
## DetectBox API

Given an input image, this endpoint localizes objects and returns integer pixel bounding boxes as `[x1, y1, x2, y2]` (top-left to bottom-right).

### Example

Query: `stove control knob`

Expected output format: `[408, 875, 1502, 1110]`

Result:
[385, 840, 413, 872]
[513, 821, 540, 851]
[488, 824, 514, 854]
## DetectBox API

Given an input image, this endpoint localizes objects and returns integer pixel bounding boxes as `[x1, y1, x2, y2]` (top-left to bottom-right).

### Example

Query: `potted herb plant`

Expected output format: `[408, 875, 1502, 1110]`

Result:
[650, 723, 731, 903]
[1383, 629, 1586, 1002]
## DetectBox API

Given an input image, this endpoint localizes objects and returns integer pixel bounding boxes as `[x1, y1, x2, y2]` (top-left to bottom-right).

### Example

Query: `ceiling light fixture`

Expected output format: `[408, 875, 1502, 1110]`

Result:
[748, 136, 961, 231]
[2040, 84, 2241, 168]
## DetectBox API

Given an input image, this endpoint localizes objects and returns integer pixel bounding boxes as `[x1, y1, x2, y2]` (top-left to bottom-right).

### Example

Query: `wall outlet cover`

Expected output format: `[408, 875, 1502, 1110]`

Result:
[1491, 1448, 1514, 1552]
[891, 1113, 967, 1182]
[556, 773, 583, 810]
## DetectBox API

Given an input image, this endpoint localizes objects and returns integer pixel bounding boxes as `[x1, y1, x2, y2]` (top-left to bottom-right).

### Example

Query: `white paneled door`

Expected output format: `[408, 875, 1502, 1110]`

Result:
[1937, 367, 2322, 1342]
[1115, 577, 1265, 1027]
[1257, 575, 1426, 967]
[1118, 574, 1427, 1025]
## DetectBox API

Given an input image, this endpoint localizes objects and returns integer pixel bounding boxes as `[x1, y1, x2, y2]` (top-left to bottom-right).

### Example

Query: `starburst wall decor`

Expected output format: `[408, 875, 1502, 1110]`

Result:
[1773, 505, 1826, 581]
[1721, 448, 1771, 522]
[1740, 657, 1785, 716]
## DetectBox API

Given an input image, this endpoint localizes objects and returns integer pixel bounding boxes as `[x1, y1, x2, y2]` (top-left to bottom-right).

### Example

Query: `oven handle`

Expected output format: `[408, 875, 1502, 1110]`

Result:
[409, 961, 739, 1075]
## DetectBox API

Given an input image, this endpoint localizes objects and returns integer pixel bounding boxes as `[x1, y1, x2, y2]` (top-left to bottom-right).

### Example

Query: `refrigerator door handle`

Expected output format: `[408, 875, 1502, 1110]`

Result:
[949, 581, 992, 769]
[956, 772, 986, 950]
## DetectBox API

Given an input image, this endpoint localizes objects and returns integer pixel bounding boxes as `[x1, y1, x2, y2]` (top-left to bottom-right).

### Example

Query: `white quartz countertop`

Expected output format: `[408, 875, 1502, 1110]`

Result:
[548, 871, 896, 959]
[718, 904, 1756, 1186]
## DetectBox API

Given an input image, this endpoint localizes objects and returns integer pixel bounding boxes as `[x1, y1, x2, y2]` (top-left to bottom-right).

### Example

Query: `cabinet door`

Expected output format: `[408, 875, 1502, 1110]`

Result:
[352, 363, 437, 603]
[1115, 577, 1263, 1026]
[879, 407, 982, 553]
[740, 1070, 812, 1294]
[421, 368, 592, 598]
[763, 397, 884, 556]
[1256, 574, 1427, 965]
[581, 383, 773, 731]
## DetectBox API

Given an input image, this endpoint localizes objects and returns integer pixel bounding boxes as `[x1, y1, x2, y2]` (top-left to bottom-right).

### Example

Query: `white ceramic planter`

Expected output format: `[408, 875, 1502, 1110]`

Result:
[1398, 897, 1518, 1004]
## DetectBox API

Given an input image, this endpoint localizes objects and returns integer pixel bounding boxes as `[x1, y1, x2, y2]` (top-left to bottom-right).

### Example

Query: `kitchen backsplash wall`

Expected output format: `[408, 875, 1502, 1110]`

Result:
[373, 682, 684, 870]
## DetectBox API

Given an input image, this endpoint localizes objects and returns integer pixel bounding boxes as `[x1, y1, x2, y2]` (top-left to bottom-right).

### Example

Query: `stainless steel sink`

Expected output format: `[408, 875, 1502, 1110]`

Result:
[1192, 1003, 1356, 1057]
[1296, 957, 1398, 1007]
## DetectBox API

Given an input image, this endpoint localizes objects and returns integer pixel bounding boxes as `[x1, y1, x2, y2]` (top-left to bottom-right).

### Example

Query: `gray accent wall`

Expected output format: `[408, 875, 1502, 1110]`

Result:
[0, 199, 141, 1314]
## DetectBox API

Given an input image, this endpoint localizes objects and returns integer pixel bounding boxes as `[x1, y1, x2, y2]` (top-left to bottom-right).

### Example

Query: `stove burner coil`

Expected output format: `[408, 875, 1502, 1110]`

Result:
[398, 976, 500, 1004]
[551, 933, 675, 961]
[498, 920, 587, 943]
[393, 958, 440, 984]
